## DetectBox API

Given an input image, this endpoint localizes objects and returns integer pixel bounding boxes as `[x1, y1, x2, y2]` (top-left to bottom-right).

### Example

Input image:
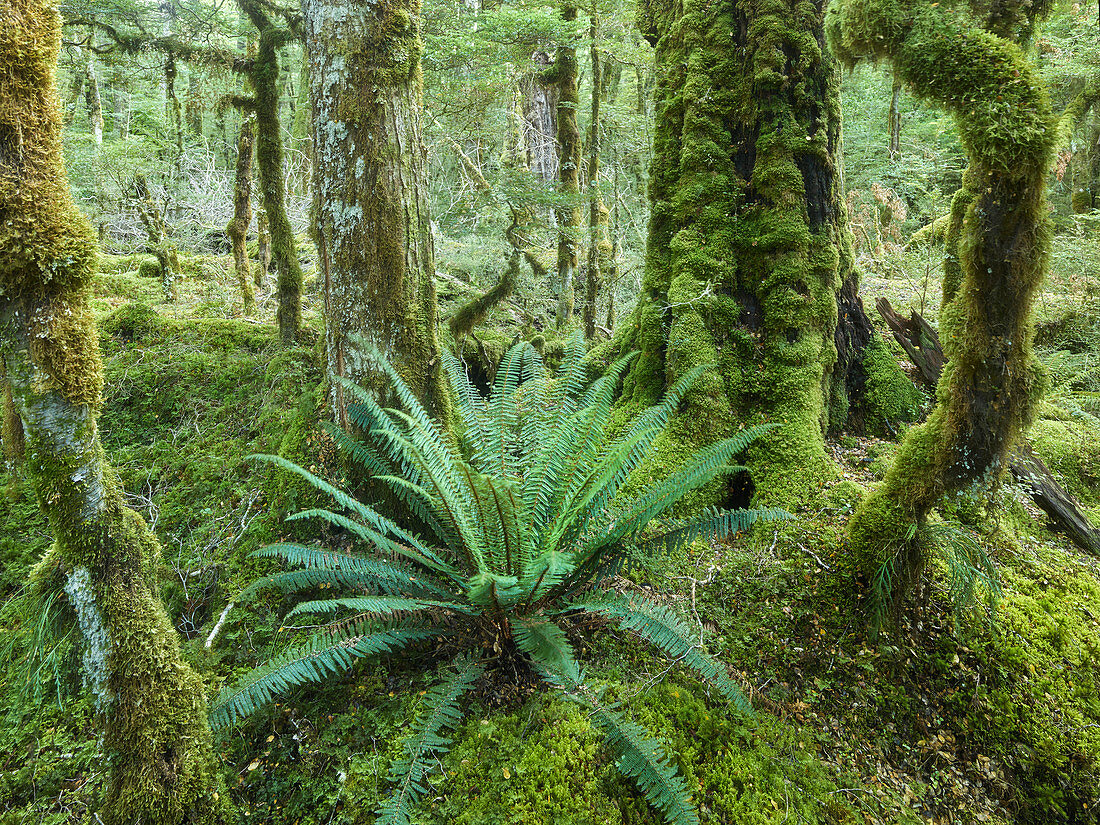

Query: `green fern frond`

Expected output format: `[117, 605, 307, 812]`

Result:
[643, 506, 791, 554]
[377, 653, 485, 825]
[210, 626, 435, 729]
[574, 592, 751, 714]
[284, 595, 474, 621]
[597, 427, 776, 550]
[545, 689, 699, 825]
[513, 616, 582, 684]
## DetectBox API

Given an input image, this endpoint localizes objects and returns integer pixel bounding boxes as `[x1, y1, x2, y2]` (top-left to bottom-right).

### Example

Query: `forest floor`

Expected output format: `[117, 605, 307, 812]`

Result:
[3, 243, 1100, 825]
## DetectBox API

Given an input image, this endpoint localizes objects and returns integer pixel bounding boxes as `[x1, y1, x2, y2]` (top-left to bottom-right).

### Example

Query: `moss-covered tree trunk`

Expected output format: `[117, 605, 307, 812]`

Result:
[620, 0, 871, 504]
[239, 0, 302, 344]
[550, 5, 581, 329]
[132, 172, 182, 300]
[304, 0, 449, 423]
[227, 111, 257, 314]
[827, 0, 1056, 597]
[0, 2, 225, 822]
[583, 15, 611, 339]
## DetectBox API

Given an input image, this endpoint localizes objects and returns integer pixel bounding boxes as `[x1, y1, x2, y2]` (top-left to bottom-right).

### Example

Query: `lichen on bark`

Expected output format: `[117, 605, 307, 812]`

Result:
[305, 0, 450, 423]
[0, 1, 226, 821]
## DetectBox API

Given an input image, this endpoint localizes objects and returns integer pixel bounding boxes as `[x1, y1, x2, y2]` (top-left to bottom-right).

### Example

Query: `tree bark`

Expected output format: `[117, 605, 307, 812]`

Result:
[239, 0, 302, 344]
[227, 112, 257, 314]
[0, 3, 224, 821]
[550, 5, 581, 329]
[304, 0, 450, 424]
[830, 0, 1057, 596]
[621, 0, 873, 504]
[131, 172, 181, 300]
[888, 72, 902, 159]
[583, 14, 611, 339]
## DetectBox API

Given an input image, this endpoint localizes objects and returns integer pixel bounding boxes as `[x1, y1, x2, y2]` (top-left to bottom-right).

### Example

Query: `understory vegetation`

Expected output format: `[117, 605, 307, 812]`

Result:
[4, 0, 1100, 822]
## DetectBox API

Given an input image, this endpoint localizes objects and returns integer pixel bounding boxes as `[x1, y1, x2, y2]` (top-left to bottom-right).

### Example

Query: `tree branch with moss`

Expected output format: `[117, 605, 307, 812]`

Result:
[827, 0, 1057, 609]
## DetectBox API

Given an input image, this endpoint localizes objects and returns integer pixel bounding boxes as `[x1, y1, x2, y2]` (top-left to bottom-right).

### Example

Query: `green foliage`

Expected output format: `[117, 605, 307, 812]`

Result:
[213, 334, 787, 825]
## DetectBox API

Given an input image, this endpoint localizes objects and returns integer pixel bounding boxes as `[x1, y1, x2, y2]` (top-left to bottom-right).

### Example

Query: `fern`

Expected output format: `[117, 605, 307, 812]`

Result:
[578, 696, 699, 825]
[224, 333, 784, 825]
[574, 592, 752, 714]
[210, 626, 436, 728]
[376, 653, 485, 825]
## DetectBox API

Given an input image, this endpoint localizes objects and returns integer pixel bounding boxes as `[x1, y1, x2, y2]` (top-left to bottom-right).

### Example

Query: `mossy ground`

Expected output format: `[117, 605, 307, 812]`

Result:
[5, 236, 1100, 824]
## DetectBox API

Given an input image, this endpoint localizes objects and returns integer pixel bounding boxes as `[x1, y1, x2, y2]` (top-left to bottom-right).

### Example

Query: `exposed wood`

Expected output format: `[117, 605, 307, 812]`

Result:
[876, 296, 1100, 556]
[875, 296, 944, 385]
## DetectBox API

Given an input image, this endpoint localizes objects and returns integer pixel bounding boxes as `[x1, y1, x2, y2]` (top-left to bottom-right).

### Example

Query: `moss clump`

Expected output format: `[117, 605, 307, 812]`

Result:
[859, 336, 925, 436]
[138, 258, 161, 279]
[625, 681, 859, 824]
[431, 699, 623, 825]
[966, 548, 1100, 822]
[100, 301, 167, 343]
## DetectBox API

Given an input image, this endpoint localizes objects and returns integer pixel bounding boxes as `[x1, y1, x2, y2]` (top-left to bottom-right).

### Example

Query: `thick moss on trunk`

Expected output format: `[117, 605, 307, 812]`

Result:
[828, 0, 1056, 597]
[227, 112, 257, 314]
[0, 2, 225, 822]
[620, 0, 864, 505]
[305, 0, 449, 422]
[240, 0, 302, 344]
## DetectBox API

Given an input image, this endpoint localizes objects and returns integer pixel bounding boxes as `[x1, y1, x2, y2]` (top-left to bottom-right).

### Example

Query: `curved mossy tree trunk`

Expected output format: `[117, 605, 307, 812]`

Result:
[305, 0, 449, 424]
[0, 2, 225, 823]
[240, 0, 302, 344]
[827, 0, 1056, 597]
[620, 0, 870, 505]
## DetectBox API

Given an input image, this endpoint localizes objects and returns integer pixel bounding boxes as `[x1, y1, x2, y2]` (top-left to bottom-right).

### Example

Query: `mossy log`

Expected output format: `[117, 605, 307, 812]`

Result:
[830, 0, 1058, 597]
[0, 2, 225, 821]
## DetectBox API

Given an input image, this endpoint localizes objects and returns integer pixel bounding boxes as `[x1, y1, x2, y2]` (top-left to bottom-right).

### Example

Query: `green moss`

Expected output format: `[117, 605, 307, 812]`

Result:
[1030, 417, 1100, 511]
[830, 0, 1057, 603]
[616, 0, 857, 508]
[859, 336, 925, 436]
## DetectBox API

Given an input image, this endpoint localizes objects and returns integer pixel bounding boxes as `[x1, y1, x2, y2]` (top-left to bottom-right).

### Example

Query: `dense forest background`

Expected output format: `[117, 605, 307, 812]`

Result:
[3, 0, 1100, 822]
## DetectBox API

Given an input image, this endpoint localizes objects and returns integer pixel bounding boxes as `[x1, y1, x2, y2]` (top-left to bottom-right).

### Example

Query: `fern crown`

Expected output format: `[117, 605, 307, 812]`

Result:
[212, 334, 787, 825]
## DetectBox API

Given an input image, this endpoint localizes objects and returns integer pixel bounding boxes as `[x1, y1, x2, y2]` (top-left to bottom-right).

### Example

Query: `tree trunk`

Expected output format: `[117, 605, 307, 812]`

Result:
[550, 5, 581, 329]
[164, 52, 184, 164]
[829, 0, 1057, 599]
[621, 0, 871, 504]
[185, 67, 203, 136]
[304, 0, 450, 424]
[227, 113, 257, 314]
[240, 0, 302, 344]
[83, 27, 104, 145]
[583, 15, 611, 339]
[131, 173, 181, 300]
[0, 3, 224, 822]
[888, 73, 902, 159]
[518, 52, 559, 184]
[256, 201, 271, 286]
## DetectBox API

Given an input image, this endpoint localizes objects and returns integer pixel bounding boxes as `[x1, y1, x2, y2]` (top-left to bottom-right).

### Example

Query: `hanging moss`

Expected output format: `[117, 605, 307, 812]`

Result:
[828, 0, 1057, 600]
